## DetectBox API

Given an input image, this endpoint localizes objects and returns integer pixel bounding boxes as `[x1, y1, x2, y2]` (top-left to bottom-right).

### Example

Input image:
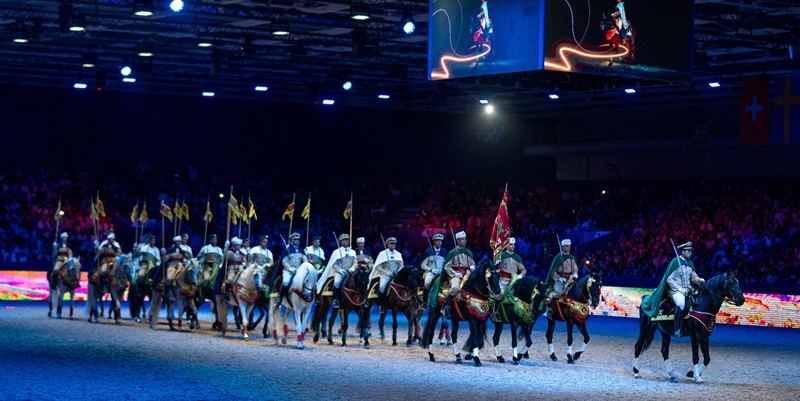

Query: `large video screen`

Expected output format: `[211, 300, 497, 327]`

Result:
[543, 0, 693, 82]
[428, 0, 544, 80]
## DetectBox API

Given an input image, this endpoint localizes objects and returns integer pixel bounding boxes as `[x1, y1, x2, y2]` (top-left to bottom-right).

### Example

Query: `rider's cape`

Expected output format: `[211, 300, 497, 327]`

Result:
[368, 249, 404, 282]
[641, 257, 695, 317]
[427, 247, 474, 306]
[316, 247, 356, 293]
[544, 253, 577, 288]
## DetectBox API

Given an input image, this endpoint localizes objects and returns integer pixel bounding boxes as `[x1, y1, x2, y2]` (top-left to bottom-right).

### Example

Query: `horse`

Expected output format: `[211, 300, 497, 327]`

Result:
[105, 254, 132, 324]
[422, 260, 502, 367]
[244, 262, 276, 338]
[633, 270, 745, 383]
[491, 275, 547, 365]
[218, 262, 265, 340]
[175, 259, 200, 331]
[544, 268, 603, 364]
[271, 262, 318, 349]
[148, 260, 181, 330]
[86, 255, 114, 323]
[368, 266, 424, 346]
[128, 255, 156, 324]
[314, 264, 372, 347]
[49, 257, 82, 319]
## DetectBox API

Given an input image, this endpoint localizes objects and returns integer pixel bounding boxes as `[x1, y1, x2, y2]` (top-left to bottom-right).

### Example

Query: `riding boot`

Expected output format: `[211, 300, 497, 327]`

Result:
[378, 290, 387, 314]
[332, 286, 342, 309]
[673, 305, 684, 338]
[275, 286, 288, 308]
[441, 294, 454, 319]
[420, 288, 429, 310]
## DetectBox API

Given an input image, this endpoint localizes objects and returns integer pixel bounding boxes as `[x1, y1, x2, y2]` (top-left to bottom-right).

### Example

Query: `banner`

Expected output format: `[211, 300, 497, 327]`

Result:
[740, 76, 770, 145]
[771, 75, 800, 144]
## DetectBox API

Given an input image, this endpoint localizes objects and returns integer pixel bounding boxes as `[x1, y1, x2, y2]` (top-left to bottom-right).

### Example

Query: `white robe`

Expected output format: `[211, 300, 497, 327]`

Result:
[316, 246, 356, 293]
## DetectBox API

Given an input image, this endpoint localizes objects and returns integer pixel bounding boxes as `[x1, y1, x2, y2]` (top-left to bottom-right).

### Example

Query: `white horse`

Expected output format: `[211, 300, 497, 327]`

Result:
[218, 262, 264, 340]
[50, 257, 82, 319]
[148, 261, 180, 330]
[271, 262, 318, 349]
[175, 259, 200, 331]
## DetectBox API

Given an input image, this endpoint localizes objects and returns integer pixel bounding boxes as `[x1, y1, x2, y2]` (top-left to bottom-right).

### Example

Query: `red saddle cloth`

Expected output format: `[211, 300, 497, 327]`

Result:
[389, 282, 413, 301]
[689, 311, 717, 332]
[342, 287, 366, 306]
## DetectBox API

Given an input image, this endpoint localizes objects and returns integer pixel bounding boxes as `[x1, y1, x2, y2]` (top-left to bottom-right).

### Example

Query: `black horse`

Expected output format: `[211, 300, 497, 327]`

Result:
[369, 266, 424, 346]
[491, 275, 547, 365]
[422, 260, 502, 367]
[544, 269, 603, 364]
[633, 270, 745, 383]
[312, 265, 372, 347]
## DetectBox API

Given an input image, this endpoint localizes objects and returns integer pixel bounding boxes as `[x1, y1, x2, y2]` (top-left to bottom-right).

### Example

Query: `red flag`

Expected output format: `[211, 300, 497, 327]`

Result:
[489, 187, 511, 261]
[741, 76, 769, 145]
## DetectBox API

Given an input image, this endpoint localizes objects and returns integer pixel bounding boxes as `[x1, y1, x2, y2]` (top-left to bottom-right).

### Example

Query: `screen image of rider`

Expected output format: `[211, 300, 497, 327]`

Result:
[428, 0, 544, 80]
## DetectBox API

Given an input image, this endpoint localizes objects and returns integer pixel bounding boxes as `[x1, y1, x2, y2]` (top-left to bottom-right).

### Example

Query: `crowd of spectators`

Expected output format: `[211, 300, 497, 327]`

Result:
[2, 168, 799, 284]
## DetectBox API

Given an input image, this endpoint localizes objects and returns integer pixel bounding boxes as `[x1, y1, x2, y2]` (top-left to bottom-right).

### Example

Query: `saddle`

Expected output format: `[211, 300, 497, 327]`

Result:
[342, 286, 366, 306]
[500, 283, 537, 324]
[389, 282, 413, 302]
[548, 295, 590, 323]
[319, 276, 334, 297]
[455, 290, 491, 320]
[366, 278, 380, 299]
[651, 298, 693, 322]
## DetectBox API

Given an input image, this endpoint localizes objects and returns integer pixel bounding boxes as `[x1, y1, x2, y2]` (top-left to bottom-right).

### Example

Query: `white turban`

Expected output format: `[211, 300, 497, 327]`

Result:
[455, 231, 466, 239]
[173, 235, 182, 242]
[356, 237, 365, 243]
[107, 233, 116, 239]
[561, 239, 571, 246]
[232, 238, 243, 245]
[509, 237, 516, 244]
[60, 232, 69, 239]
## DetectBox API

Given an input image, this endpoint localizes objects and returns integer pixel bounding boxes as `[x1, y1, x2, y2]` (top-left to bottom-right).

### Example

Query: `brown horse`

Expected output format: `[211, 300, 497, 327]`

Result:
[313, 264, 372, 347]
[367, 266, 424, 346]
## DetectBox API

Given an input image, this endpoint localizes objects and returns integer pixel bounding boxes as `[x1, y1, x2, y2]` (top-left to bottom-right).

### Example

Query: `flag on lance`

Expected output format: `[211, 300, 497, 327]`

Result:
[740, 76, 769, 145]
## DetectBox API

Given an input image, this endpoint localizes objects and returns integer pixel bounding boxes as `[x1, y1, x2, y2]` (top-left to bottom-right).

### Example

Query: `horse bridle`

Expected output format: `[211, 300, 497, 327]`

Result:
[703, 275, 739, 305]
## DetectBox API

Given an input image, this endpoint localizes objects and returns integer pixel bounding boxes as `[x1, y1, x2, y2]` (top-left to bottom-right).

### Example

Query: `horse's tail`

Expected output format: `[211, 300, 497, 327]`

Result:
[516, 323, 532, 342]
[638, 306, 656, 353]
[461, 332, 474, 353]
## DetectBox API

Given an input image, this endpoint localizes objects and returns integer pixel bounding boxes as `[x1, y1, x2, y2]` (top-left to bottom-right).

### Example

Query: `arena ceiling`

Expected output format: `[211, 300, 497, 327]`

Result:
[0, 0, 798, 117]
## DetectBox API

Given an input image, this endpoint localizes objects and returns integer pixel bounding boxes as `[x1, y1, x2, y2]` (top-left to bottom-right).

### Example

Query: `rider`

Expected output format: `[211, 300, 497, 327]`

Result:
[612, 0, 631, 40]
[440, 231, 476, 319]
[371, 237, 405, 314]
[95, 230, 122, 277]
[304, 235, 326, 271]
[641, 242, 705, 338]
[318, 233, 356, 309]
[134, 233, 161, 286]
[51, 232, 73, 282]
[420, 233, 447, 309]
[272, 232, 307, 307]
[179, 233, 194, 260]
[213, 237, 244, 300]
[156, 235, 186, 301]
[543, 238, 578, 319]
[248, 235, 274, 290]
[196, 234, 223, 291]
[492, 237, 527, 321]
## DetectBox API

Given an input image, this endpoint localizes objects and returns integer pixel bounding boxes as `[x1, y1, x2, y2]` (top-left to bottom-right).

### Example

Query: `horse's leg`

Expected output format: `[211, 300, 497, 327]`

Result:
[188, 296, 198, 330]
[215, 294, 228, 336]
[521, 323, 533, 361]
[87, 284, 96, 323]
[572, 322, 590, 361]
[546, 318, 557, 361]
[238, 300, 250, 340]
[68, 290, 75, 319]
[295, 302, 307, 349]
[166, 293, 176, 331]
[452, 319, 462, 363]
[149, 292, 162, 329]
[493, 322, 504, 363]
[405, 310, 414, 346]
[660, 332, 677, 382]
[340, 309, 349, 347]
[326, 305, 337, 345]
[112, 291, 121, 324]
[391, 310, 399, 346]
[378, 309, 387, 344]
[471, 318, 484, 367]
[509, 321, 520, 364]
[55, 287, 64, 319]
[688, 331, 703, 383]
[269, 304, 282, 345]
[688, 333, 711, 383]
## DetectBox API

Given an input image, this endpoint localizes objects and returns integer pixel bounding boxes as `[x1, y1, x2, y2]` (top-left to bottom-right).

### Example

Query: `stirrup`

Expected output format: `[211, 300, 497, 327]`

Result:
[331, 299, 340, 309]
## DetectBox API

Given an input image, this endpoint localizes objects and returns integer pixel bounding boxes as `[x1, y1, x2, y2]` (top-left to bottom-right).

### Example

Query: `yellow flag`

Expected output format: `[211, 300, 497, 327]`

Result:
[239, 205, 249, 224]
[95, 197, 106, 217]
[139, 208, 149, 223]
[248, 199, 257, 220]
[231, 207, 238, 225]
[160, 201, 174, 222]
[182, 202, 190, 221]
[343, 200, 352, 219]
[301, 198, 310, 220]
[204, 201, 213, 223]
[174, 200, 183, 220]
[282, 202, 295, 221]
[130, 204, 138, 224]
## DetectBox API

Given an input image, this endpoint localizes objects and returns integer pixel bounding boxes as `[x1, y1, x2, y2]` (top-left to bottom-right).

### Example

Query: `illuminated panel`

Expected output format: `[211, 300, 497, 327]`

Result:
[428, 0, 544, 80]
[0, 271, 88, 301]
[593, 287, 800, 329]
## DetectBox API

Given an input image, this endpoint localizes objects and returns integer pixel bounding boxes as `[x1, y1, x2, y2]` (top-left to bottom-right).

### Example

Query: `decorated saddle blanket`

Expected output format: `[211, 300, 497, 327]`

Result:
[550, 295, 590, 323]
[455, 290, 491, 321]
[389, 282, 414, 302]
[342, 287, 366, 306]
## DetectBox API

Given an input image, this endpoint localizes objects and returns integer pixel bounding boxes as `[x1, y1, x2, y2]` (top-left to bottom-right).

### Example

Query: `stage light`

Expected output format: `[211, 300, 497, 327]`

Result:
[169, 0, 184, 12]
[378, 94, 390, 99]
[73, 83, 88, 89]
[254, 86, 268, 92]
[202, 91, 215, 97]
[13, 38, 28, 43]
[485, 104, 494, 114]
[272, 22, 290, 36]
[134, 1, 154, 17]
[138, 51, 154, 57]
[69, 12, 86, 32]
[602, 190, 606, 195]
[342, 81, 352, 91]
[624, 88, 636, 94]
[549, 94, 559, 99]
[709, 82, 721, 88]
[59, 211, 65, 216]
[219, 193, 224, 198]
[479, 98, 489, 104]
[81, 55, 97, 68]
[322, 99, 335, 105]
[197, 42, 213, 47]
[401, 16, 416, 35]
[350, 5, 370, 21]
[120, 66, 132, 76]
[122, 77, 136, 83]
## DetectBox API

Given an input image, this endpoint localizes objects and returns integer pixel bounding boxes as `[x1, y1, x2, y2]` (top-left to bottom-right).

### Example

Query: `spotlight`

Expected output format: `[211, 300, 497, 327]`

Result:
[377, 94, 390, 99]
[342, 81, 352, 91]
[120, 66, 132, 76]
[322, 99, 335, 105]
[401, 16, 416, 35]
[73, 82, 88, 89]
[219, 193, 224, 198]
[708, 82, 721, 88]
[272, 22, 290, 36]
[624, 88, 636, 94]
[197, 42, 213, 48]
[350, 5, 370, 21]
[82, 55, 97, 68]
[548, 94, 559, 99]
[12, 37, 28, 44]
[134, 1, 154, 17]
[485, 105, 495, 114]
[69, 12, 86, 32]
[254, 86, 268, 92]
[202, 91, 215, 97]
[169, 0, 184, 12]
[138, 51, 154, 57]
[122, 77, 136, 83]
[479, 98, 489, 104]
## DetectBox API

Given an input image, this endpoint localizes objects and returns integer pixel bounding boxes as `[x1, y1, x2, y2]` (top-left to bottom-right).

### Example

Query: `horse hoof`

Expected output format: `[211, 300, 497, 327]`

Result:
[474, 357, 482, 367]
[439, 339, 446, 346]
[48, 311, 52, 317]
[686, 371, 694, 378]
[464, 353, 473, 361]
[57, 315, 62, 319]
[392, 342, 398, 347]
[567, 354, 575, 364]
[522, 352, 529, 359]
[512, 359, 519, 366]
[497, 356, 505, 363]
[695, 377, 703, 384]
[244, 335, 249, 342]
[455, 355, 463, 364]
[341, 343, 347, 347]
[328, 339, 334, 345]
[634, 373, 640, 379]
[281, 337, 287, 345]
[669, 376, 678, 383]
[134, 317, 141, 324]
[429, 353, 436, 362]
[115, 320, 121, 325]
[549, 353, 558, 361]
[573, 351, 583, 361]
[298, 342, 305, 350]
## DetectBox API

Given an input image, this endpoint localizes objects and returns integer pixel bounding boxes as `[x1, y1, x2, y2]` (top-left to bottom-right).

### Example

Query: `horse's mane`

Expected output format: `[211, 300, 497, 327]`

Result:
[464, 260, 492, 289]
[698, 271, 727, 299]
[290, 263, 318, 292]
[513, 275, 541, 300]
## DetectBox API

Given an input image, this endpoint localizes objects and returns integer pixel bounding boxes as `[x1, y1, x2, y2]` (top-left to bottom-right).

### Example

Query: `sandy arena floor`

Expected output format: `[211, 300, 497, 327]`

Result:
[1, 301, 798, 401]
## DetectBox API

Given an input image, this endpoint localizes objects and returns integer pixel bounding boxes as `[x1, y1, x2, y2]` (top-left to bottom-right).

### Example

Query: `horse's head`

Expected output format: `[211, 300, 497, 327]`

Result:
[585, 268, 604, 308]
[466, 260, 501, 298]
[408, 266, 424, 291]
[514, 275, 546, 311]
[352, 265, 370, 298]
[67, 257, 82, 276]
[183, 259, 199, 285]
[713, 269, 744, 306]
